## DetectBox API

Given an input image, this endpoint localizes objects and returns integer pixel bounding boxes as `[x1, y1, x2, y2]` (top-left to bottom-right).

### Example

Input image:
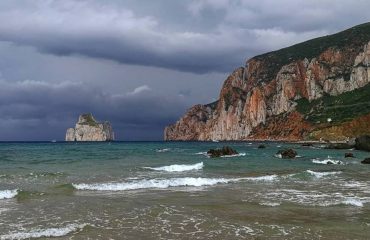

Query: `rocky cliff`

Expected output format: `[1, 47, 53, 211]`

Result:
[165, 23, 370, 141]
[65, 113, 114, 141]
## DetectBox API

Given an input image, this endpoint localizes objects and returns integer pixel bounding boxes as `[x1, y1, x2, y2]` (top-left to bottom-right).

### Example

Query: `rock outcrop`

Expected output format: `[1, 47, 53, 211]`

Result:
[355, 135, 370, 151]
[65, 113, 114, 141]
[207, 146, 238, 158]
[165, 23, 370, 141]
[361, 158, 370, 164]
[275, 149, 298, 159]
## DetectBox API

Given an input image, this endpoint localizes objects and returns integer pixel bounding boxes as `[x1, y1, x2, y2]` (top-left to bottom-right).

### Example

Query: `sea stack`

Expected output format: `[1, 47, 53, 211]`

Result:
[65, 113, 114, 141]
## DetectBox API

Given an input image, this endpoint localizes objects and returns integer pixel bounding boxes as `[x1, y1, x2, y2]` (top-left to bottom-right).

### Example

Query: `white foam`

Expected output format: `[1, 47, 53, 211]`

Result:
[312, 157, 344, 165]
[221, 153, 246, 158]
[274, 154, 282, 159]
[342, 198, 364, 207]
[73, 177, 238, 191]
[0, 190, 18, 200]
[195, 151, 208, 155]
[0, 224, 86, 240]
[306, 170, 342, 178]
[259, 202, 281, 207]
[145, 162, 204, 172]
[156, 148, 170, 153]
[245, 175, 278, 182]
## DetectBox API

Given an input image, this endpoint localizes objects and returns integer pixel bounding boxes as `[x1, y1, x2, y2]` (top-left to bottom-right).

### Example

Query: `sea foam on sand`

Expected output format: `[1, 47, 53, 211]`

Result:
[0, 224, 86, 240]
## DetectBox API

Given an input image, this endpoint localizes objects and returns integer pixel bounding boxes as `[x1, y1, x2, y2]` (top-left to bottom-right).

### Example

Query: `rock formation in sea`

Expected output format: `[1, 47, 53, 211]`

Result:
[65, 113, 114, 141]
[165, 22, 370, 141]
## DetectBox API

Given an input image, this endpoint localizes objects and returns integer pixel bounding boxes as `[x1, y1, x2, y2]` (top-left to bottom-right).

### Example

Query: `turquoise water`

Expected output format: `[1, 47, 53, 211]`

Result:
[0, 141, 370, 239]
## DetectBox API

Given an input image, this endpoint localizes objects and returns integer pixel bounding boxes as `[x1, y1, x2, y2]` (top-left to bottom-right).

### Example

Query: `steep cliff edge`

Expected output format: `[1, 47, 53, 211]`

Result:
[65, 113, 114, 141]
[165, 23, 370, 141]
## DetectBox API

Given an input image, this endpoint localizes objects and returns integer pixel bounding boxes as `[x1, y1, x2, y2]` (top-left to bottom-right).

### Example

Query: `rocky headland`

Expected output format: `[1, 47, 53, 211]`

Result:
[165, 23, 370, 142]
[65, 113, 114, 141]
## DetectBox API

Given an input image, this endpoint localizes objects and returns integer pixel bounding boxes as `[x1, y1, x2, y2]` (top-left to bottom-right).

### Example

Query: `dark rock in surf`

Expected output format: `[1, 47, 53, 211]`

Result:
[207, 146, 238, 158]
[361, 158, 370, 164]
[276, 149, 297, 159]
[355, 135, 370, 151]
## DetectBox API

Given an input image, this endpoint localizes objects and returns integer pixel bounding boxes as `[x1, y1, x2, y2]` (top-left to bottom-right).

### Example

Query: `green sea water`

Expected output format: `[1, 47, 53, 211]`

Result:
[0, 141, 370, 239]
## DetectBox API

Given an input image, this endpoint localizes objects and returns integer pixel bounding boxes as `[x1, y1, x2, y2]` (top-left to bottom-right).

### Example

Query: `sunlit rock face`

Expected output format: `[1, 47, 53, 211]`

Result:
[165, 24, 370, 141]
[65, 113, 114, 141]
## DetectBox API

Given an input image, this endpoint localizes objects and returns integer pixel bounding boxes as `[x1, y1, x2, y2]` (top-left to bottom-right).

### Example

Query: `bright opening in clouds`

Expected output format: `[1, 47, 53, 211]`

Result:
[0, 0, 369, 140]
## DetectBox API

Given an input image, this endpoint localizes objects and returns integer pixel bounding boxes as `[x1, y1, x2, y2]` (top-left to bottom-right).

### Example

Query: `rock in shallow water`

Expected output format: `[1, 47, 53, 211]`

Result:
[326, 143, 354, 149]
[345, 152, 355, 158]
[355, 135, 370, 151]
[361, 158, 370, 164]
[207, 146, 238, 158]
[276, 149, 297, 159]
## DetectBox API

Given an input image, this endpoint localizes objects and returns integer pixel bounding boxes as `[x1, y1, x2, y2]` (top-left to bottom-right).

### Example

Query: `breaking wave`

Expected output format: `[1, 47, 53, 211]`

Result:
[0, 223, 86, 240]
[306, 170, 342, 178]
[312, 156, 344, 165]
[156, 148, 170, 153]
[245, 175, 278, 182]
[259, 202, 281, 207]
[221, 153, 246, 158]
[0, 190, 18, 200]
[72, 177, 239, 191]
[145, 162, 204, 172]
[341, 198, 365, 207]
[195, 152, 246, 158]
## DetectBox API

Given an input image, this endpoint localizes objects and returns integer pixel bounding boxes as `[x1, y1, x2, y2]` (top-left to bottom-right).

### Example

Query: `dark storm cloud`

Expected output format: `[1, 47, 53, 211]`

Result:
[1, 0, 369, 73]
[0, 80, 187, 140]
[0, 0, 369, 140]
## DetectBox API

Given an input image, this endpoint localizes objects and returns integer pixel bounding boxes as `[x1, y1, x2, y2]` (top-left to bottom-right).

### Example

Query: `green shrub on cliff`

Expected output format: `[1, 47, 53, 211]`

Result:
[296, 84, 370, 123]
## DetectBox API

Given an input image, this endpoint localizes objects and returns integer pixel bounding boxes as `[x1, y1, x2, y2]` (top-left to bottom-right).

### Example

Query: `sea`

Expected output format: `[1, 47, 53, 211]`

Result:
[0, 141, 370, 239]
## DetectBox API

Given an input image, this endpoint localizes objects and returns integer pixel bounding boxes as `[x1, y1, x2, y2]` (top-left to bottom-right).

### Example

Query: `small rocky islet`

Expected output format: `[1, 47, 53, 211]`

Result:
[65, 113, 114, 142]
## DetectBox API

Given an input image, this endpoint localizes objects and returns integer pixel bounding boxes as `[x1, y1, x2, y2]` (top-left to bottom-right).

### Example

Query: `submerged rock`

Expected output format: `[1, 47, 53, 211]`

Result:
[361, 158, 370, 164]
[355, 135, 370, 151]
[345, 152, 355, 158]
[276, 149, 297, 159]
[301, 143, 313, 147]
[207, 146, 238, 158]
[326, 143, 354, 150]
[65, 113, 114, 141]
[258, 144, 266, 149]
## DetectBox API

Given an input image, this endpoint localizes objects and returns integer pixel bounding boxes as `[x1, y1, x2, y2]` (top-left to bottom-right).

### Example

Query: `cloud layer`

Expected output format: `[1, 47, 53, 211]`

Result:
[0, 0, 369, 140]
[1, 0, 369, 73]
[0, 79, 189, 140]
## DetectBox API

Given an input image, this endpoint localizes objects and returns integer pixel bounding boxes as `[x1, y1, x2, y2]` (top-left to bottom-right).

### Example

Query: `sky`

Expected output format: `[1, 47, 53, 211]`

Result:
[0, 0, 369, 141]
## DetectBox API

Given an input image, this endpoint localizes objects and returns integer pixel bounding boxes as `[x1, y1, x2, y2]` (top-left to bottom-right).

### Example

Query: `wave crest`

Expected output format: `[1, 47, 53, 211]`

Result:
[312, 156, 344, 165]
[145, 162, 203, 172]
[0, 189, 18, 200]
[73, 177, 237, 191]
[306, 170, 342, 178]
[221, 153, 246, 158]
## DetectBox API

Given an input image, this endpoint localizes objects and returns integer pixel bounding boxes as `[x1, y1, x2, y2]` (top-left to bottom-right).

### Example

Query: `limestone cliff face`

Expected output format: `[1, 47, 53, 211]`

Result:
[65, 113, 114, 141]
[165, 23, 370, 141]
